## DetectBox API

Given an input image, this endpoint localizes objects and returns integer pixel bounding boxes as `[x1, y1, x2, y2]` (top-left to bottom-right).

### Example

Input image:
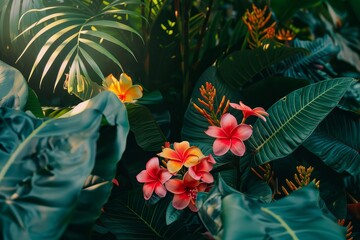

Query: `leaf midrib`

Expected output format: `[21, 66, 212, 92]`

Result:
[122, 201, 163, 238]
[254, 80, 346, 152]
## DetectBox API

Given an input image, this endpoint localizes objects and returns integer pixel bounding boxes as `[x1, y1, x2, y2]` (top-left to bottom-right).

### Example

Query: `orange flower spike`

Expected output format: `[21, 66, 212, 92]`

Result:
[103, 73, 143, 103]
[276, 28, 296, 41]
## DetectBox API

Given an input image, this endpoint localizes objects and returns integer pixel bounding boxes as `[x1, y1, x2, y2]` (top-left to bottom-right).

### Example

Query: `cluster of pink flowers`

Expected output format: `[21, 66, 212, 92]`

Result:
[136, 141, 216, 212]
[205, 101, 268, 157]
[136, 99, 268, 212]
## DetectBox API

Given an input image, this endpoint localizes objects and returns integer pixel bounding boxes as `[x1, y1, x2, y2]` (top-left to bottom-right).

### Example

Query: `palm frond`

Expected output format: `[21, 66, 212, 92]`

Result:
[17, 0, 143, 100]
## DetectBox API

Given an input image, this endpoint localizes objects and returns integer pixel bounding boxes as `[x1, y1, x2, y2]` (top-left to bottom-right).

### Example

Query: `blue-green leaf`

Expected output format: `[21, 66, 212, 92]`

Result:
[0, 61, 28, 110]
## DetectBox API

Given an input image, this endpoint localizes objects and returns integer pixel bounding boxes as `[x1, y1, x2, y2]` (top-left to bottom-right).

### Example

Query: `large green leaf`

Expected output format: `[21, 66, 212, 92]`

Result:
[270, 0, 323, 22]
[248, 78, 354, 165]
[196, 176, 240, 237]
[303, 108, 360, 175]
[0, 91, 129, 239]
[217, 43, 308, 89]
[0, 61, 28, 109]
[96, 188, 206, 239]
[221, 183, 346, 239]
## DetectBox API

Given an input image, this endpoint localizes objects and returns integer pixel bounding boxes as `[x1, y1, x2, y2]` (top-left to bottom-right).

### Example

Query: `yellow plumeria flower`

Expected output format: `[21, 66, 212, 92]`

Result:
[103, 73, 143, 103]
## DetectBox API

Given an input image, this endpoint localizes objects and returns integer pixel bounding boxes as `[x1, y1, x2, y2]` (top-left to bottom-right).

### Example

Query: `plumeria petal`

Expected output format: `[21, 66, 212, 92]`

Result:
[173, 141, 191, 158]
[103, 74, 118, 88]
[165, 179, 186, 194]
[183, 155, 201, 168]
[188, 167, 201, 180]
[229, 138, 246, 156]
[167, 160, 183, 173]
[123, 85, 143, 102]
[172, 193, 191, 210]
[220, 113, 238, 134]
[136, 170, 153, 183]
[159, 169, 172, 184]
[201, 172, 214, 183]
[231, 124, 253, 141]
[158, 148, 180, 161]
[154, 182, 167, 198]
[205, 126, 227, 138]
[119, 73, 133, 91]
[185, 146, 204, 158]
[183, 172, 200, 188]
[146, 157, 161, 179]
[188, 202, 199, 212]
[143, 182, 156, 200]
[213, 138, 231, 156]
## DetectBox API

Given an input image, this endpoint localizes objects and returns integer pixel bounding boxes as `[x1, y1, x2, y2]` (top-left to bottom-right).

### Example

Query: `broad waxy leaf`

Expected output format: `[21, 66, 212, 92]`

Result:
[270, 0, 323, 22]
[303, 108, 360, 175]
[0, 60, 28, 110]
[0, 92, 129, 239]
[248, 77, 354, 165]
[217, 43, 308, 89]
[221, 183, 346, 239]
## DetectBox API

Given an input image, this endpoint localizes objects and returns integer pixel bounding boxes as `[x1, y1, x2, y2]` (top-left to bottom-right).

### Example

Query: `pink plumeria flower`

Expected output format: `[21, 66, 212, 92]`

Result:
[165, 173, 207, 212]
[188, 155, 216, 183]
[205, 113, 253, 156]
[230, 101, 269, 122]
[136, 157, 172, 200]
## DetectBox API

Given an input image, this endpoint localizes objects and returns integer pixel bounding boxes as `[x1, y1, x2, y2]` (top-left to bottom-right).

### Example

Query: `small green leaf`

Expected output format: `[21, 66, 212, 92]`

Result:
[166, 202, 183, 225]
[24, 88, 44, 118]
[126, 103, 166, 151]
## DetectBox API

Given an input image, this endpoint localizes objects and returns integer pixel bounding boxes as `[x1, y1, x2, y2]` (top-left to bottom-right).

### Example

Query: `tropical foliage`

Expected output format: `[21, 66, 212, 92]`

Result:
[0, 0, 359, 239]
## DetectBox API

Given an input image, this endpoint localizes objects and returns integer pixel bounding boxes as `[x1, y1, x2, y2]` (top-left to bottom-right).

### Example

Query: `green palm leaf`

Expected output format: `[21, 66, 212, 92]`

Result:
[97, 188, 206, 239]
[17, 1, 142, 100]
[248, 78, 355, 165]
[303, 109, 360, 175]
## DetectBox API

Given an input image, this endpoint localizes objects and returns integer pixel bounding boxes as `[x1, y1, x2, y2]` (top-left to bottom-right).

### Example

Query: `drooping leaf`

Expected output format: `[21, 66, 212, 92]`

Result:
[303, 108, 360, 175]
[126, 103, 166, 152]
[96, 188, 206, 239]
[196, 176, 240, 237]
[24, 88, 44, 118]
[248, 77, 354, 165]
[217, 43, 308, 89]
[0, 91, 129, 239]
[270, 0, 323, 22]
[0, 60, 28, 110]
[221, 183, 346, 239]
[279, 35, 339, 82]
